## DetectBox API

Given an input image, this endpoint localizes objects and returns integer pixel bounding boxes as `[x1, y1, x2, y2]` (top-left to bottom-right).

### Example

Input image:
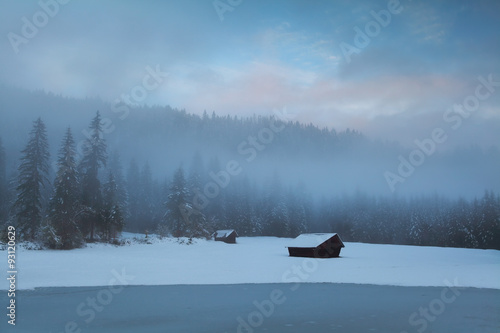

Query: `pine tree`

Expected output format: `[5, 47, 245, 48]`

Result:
[47, 128, 83, 249]
[205, 156, 226, 230]
[102, 171, 124, 242]
[13, 118, 50, 240]
[108, 151, 128, 218]
[164, 167, 189, 237]
[12, 118, 50, 241]
[187, 151, 204, 199]
[262, 173, 290, 237]
[126, 158, 140, 231]
[79, 111, 107, 241]
[138, 162, 154, 231]
[155, 178, 171, 237]
[222, 177, 253, 236]
[286, 190, 308, 237]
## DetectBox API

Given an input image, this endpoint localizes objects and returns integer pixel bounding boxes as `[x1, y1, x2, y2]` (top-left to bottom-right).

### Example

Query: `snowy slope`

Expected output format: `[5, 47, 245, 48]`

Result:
[1, 234, 499, 290]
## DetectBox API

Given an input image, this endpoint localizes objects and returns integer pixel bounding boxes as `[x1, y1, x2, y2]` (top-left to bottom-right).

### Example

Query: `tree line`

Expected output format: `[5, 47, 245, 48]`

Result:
[0, 112, 499, 250]
[0, 113, 123, 248]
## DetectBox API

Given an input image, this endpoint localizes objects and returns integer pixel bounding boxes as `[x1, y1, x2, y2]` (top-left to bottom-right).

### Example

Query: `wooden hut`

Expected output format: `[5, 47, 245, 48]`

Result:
[287, 233, 344, 258]
[212, 230, 238, 244]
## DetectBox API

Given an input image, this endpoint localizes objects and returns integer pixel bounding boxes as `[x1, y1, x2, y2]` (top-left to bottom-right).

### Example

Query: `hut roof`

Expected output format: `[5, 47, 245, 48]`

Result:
[213, 230, 236, 238]
[288, 233, 343, 248]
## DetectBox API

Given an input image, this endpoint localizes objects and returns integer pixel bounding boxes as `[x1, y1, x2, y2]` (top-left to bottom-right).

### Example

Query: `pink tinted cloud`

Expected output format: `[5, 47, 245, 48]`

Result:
[161, 61, 486, 143]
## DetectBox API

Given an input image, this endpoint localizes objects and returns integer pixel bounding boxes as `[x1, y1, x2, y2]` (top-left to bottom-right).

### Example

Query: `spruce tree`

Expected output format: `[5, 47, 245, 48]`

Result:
[108, 151, 128, 216]
[184, 152, 211, 238]
[13, 118, 50, 241]
[126, 158, 140, 231]
[80, 111, 107, 241]
[205, 156, 226, 230]
[187, 151, 204, 200]
[47, 128, 83, 249]
[286, 190, 308, 237]
[102, 171, 124, 242]
[164, 167, 188, 237]
[138, 162, 154, 231]
[262, 173, 290, 237]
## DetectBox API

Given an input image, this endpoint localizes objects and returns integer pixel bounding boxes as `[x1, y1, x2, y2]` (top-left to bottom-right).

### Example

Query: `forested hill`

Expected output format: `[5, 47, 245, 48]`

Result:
[1, 86, 498, 198]
[0, 87, 499, 250]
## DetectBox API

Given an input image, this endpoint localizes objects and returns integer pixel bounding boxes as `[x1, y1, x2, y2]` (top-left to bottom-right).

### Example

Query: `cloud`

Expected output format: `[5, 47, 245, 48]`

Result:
[0, 0, 498, 149]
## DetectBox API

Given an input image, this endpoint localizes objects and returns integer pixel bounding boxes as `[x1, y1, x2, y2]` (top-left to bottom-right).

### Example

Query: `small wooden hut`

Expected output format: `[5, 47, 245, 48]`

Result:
[287, 233, 344, 258]
[212, 230, 238, 244]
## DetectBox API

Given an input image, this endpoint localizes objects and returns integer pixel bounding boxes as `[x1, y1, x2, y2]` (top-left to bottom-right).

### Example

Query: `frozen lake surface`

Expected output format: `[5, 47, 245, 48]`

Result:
[1, 283, 498, 333]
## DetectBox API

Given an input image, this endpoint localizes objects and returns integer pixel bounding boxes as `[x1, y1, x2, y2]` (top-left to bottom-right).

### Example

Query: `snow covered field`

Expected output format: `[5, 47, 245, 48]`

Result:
[2, 233, 499, 290]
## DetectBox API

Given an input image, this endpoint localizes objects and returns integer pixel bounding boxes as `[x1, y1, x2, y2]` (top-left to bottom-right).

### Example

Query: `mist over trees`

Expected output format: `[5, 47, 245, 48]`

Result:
[0, 89, 499, 250]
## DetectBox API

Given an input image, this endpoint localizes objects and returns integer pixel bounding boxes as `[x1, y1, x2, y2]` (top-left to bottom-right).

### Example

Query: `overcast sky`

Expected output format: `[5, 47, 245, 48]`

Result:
[1, 0, 499, 148]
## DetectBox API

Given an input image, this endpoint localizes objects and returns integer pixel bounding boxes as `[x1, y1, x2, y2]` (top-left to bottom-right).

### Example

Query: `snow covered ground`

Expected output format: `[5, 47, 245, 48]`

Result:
[1, 233, 499, 290]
